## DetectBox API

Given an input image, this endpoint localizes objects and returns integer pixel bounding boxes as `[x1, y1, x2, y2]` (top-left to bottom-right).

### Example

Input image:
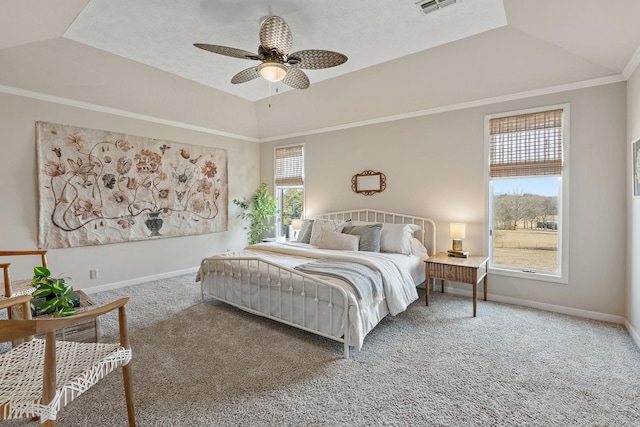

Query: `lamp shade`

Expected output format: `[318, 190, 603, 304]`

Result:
[258, 62, 287, 82]
[291, 218, 303, 231]
[450, 223, 466, 239]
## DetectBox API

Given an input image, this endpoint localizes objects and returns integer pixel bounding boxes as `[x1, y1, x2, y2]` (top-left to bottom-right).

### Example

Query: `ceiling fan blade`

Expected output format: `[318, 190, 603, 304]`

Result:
[231, 67, 260, 84]
[194, 44, 260, 60]
[288, 50, 348, 69]
[281, 67, 309, 89]
[259, 16, 292, 56]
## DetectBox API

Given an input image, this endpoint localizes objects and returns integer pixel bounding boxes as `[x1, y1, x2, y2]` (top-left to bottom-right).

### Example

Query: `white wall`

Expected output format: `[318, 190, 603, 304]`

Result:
[261, 82, 627, 319]
[627, 68, 640, 344]
[0, 92, 259, 292]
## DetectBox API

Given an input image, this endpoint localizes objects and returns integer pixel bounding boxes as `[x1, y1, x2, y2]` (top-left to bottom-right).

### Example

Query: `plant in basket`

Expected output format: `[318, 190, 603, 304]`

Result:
[30, 266, 79, 317]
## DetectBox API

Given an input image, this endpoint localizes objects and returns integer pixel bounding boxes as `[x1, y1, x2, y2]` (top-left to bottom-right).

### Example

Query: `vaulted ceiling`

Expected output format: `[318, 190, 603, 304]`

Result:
[2, 0, 640, 140]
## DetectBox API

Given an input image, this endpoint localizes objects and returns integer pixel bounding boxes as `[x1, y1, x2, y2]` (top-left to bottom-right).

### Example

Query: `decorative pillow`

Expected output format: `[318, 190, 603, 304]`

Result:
[380, 223, 421, 255]
[342, 223, 383, 252]
[296, 219, 314, 243]
[346, 220, 369, 226]
[309, 219, 346, 246]
[317, 230, 360, 251]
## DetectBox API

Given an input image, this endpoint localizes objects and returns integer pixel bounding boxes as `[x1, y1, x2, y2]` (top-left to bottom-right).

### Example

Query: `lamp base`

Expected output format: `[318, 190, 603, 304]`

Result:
[452, 239, 463, 252]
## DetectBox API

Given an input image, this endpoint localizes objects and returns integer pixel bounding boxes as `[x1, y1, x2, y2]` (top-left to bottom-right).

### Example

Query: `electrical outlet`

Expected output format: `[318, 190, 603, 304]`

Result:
[89, 269, 98, 279]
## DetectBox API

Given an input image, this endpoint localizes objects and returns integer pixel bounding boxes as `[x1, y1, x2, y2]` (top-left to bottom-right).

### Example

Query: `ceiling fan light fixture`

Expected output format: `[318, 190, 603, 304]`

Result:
[258, 62, 287, 82]
[195, 16, 346, 90]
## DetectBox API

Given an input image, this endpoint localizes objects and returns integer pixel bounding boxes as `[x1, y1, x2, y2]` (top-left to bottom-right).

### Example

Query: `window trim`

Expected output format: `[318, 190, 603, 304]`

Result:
[484, 104, 570, 284]
[274, 143, 305, 240]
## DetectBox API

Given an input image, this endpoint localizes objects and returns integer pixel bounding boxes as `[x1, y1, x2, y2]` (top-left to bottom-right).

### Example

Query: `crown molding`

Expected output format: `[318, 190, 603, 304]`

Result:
[0, 84, 260, 143]
[1, 74, 626, 144]
[623, 45, 640, 80]
[260, 74, 626, 142]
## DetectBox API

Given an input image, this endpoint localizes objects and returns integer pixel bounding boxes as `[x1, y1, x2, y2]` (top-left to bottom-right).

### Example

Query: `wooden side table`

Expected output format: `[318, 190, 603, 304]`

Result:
[35, 290, 100, 342]
[425, 253, 489, 317]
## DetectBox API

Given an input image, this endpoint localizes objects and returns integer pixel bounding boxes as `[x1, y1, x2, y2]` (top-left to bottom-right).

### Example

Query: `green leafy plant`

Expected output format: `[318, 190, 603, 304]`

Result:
[30, 266, 76, 317]
[233, 180, 278, 244]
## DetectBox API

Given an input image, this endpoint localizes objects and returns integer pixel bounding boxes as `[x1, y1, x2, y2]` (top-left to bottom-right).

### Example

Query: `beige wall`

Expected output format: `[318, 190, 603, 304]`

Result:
[262, 82, 627, 319]
[0, 77, 631, 326]
[253, 26, 616, 140]
[0, 92, 259, 291]
[627, 69, 640, 344]
[0, 38, 260, 140]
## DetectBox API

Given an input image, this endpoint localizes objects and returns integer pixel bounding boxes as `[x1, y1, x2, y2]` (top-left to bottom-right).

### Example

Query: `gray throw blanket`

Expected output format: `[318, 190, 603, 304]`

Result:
[294, 258, 382, 302]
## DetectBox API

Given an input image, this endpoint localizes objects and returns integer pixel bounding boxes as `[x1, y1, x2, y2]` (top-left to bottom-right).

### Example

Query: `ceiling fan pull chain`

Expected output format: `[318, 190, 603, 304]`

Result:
[268, 81, 272, 108]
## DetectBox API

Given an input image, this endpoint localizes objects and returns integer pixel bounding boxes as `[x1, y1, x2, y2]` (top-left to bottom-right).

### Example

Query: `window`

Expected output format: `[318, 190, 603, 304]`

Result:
[485, 105, 569, 282]
[274, 145, 304, 240]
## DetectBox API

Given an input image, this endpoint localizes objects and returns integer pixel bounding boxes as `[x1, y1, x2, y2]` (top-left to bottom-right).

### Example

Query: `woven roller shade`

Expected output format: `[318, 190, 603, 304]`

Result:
[489, 109, 563, 178]
[275, 145, 304, 186]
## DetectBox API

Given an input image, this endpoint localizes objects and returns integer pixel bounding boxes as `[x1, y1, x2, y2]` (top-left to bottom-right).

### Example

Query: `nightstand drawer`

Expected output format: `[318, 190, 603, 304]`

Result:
[429, 263, 475, 283]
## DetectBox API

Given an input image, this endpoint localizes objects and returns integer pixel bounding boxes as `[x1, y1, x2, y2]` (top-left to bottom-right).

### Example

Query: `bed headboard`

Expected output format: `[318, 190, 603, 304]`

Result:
[316, 209, 436, 256]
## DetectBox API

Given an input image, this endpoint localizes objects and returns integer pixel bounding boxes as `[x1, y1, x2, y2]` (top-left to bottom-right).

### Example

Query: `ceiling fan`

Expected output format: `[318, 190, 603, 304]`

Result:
[194, 16, 348, 90]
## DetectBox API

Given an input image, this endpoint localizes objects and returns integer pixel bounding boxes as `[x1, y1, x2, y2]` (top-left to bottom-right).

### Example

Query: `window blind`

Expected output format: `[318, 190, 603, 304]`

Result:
[275, 145, 304, 187]
[489, 109, 563, 178]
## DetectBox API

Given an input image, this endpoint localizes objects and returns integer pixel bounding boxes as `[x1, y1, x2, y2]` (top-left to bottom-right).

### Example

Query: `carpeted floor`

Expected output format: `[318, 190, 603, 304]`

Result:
[5, 274, 640, 426]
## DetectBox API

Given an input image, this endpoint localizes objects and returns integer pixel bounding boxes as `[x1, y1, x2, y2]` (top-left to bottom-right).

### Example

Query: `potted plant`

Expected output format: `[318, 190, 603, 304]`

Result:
[30, 266, 79, 317]
[233, 180, 278, 244]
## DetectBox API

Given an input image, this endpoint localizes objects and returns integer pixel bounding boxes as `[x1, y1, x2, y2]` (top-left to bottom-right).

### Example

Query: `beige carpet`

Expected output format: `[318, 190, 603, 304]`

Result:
[5, 274, 640, 426]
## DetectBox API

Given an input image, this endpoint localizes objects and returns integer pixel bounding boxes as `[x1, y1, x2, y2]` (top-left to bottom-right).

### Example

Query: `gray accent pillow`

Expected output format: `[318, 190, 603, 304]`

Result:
[342, 223, 383, 252]
[297, 219, 314, 243]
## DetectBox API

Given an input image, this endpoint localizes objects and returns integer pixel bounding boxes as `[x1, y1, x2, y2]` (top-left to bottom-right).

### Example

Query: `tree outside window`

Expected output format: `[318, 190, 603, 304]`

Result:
[274, 145, 304, 240]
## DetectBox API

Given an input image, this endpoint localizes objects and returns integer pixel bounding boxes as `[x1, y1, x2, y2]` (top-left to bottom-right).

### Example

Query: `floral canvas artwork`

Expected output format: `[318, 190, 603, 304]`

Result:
[36, 122, 228, 248]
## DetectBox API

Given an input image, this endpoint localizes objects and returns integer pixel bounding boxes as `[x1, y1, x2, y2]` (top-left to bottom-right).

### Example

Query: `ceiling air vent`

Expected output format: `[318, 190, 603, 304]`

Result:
[415, 0, 457, 15]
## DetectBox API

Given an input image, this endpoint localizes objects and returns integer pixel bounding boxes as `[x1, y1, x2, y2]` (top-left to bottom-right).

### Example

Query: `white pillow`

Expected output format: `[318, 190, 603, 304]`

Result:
[317, 230, 360, 251]
[309, 219, 346, 246]
[410, 237, 429, 259]
[380, 223, 421, 255]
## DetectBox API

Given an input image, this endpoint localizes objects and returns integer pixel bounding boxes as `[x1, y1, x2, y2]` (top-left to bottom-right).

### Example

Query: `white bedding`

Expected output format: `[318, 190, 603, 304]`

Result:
[197, 241, 422, 350]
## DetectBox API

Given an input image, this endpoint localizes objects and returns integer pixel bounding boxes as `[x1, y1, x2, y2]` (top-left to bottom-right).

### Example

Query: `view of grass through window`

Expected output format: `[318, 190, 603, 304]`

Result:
[492, 177, 559, 273]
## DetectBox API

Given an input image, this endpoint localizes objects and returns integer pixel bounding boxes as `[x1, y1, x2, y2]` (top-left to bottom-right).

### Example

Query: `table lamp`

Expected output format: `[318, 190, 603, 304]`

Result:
[450, 223, 466, 252]
[291, 218, 303, 241]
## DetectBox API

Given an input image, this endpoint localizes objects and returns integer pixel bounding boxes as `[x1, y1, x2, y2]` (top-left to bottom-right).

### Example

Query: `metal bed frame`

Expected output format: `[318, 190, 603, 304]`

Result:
[199, 209, 436, 359]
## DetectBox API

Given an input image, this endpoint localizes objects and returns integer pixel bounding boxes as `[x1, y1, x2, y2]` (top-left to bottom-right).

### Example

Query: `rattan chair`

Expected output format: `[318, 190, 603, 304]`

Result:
[0, 250, 49, 299]
[0, 294, 135, 426]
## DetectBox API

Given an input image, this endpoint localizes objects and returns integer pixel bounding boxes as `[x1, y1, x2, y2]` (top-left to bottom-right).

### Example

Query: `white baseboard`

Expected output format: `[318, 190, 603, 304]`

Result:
[625, 319, 640, 349]
[440, 285, 627, 324]
[81, 267, 199, 295]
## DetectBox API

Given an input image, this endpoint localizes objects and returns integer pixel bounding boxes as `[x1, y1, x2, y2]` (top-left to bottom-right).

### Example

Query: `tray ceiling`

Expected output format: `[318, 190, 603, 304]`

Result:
[62, 0, 507, 101]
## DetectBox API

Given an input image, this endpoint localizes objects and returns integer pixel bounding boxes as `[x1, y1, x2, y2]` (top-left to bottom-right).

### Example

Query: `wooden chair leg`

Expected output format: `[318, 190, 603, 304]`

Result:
[42, 331, 57, 426]
[123, 364, 136, 426]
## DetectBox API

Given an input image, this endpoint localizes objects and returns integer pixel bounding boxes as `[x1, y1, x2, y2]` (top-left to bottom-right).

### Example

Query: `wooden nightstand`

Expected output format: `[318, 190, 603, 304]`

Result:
[425, 252, 489, 317]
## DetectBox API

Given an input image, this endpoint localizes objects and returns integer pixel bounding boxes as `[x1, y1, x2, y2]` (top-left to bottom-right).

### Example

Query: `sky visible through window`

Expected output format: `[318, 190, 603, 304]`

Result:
[493, 176, 558, 197]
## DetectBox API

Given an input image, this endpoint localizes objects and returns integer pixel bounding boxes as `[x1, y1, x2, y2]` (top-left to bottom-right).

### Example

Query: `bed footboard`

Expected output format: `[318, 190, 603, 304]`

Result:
[198, 256, 352, 359]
